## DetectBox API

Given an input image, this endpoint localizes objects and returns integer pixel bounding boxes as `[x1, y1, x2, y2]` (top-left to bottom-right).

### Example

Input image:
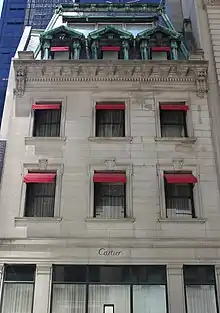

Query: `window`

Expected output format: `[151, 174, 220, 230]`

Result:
[93, 171, 126, 218]
[101, 46, 120, 60]
[96, 102, 125, 137]
[24, 172, 56, 217]
[50, 46, 70, 60]
[184, 265, 218, 313]
[51, 265, 167, 313]
[32, 103, 61, 137]
[150, 47, 171, 60]
[164, 172, 197, 219]
[1, 265, 35, 313]
[160, 103, 188, 137]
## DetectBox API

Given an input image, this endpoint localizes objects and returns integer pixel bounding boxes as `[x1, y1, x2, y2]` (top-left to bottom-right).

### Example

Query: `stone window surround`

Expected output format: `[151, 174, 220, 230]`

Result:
[88, 97, 132, 142]
[85, 161, 134, 222]
[27, 96, 67, 139]
[154, 98, 196, 142]
[15, 162, 64, 227]
[157, 163, 205, 222]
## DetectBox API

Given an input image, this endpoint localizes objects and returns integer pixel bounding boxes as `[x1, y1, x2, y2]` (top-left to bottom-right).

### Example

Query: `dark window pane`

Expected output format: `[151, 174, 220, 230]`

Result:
[5, 265, 35, 281]
[165, 179, 195, 218]
[53, 265, 87, 283]
[25, 180, 56, 217]
[130, 266, 167, 284]
[160, 110, 187, 137]
[33, 109, 61, 137]
[94, 183, 126, 218]
[89, 266, 130, 283]
[184, 266, 215, 285]
[96, 110, 125, 137]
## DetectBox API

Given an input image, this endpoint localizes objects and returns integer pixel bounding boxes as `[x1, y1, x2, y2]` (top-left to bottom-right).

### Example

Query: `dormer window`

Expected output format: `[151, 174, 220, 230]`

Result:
[101, 46, 120, 60]
[150, 46, 171, 60]
[40, 25, 84, 60]
[136, 25, 183, 61]
[50, 46, 71, 60]
[88, 26, 133, 60]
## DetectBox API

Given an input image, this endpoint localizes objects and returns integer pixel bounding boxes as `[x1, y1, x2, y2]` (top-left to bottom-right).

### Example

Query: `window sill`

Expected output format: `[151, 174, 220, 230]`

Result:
[85, 217, 136, 223]
[88, 136, 133, 143]
[158, 218, 206, 224]
[15, 217, 62, 227]
[25, 137, 66, 144]
[154, 137, 197, 143]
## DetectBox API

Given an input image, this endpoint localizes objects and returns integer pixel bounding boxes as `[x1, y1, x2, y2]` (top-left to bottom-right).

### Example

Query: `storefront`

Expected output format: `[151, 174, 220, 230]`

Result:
[0, 263, 218, 313]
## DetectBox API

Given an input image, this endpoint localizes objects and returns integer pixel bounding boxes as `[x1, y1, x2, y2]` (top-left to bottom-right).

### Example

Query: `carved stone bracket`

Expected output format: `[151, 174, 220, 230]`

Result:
[14, 67, 27, 97]
[194, 67, 208, 98]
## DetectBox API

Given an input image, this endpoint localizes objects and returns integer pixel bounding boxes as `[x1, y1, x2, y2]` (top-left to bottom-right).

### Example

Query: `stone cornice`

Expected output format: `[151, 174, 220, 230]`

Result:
[204, 0, 220, 5]
[13, 59, 208, 98]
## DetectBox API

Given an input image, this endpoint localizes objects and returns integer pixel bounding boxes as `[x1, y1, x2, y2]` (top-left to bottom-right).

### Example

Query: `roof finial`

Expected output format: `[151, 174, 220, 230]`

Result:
[157, 0, 165, 14]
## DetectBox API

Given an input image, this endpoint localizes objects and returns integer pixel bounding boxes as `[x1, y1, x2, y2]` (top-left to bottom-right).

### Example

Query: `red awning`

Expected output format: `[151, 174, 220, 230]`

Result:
[93, 172, 126, 183]
[151, 46, 171, 52]
[101, 46, 120, 52]
[160, 104, 189, 111]
[32, 104, 61, 110]
[164, 173, 198, 184]
[96, 103, 125, 110]
[50, 46, 69, 52]
[24, 173, 56, 183]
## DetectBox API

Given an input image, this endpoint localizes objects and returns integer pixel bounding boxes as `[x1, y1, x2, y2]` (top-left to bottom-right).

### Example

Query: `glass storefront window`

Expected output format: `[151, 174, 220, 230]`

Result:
[184, 265, 218, 313]
[133, 285, 167, 313]
[51, 265, 168, 313]
[52, 284, 86, 313]
[88, 285, 130, 313]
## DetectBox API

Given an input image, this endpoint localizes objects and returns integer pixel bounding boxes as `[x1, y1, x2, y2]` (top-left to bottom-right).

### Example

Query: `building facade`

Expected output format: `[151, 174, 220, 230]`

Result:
[0, 2, 219, 313]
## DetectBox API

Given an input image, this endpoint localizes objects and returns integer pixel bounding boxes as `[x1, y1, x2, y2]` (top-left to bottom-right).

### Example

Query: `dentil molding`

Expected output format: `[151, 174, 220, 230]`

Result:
[13, 59, 208, 98]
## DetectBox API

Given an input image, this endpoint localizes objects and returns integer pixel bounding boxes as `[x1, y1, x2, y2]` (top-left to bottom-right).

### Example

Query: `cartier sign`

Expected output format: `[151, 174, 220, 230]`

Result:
[98, 248, 122, 256]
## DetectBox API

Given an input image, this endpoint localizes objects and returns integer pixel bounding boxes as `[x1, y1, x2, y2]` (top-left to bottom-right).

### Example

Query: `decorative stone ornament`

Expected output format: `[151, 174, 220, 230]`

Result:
[104, 159, 116, 170]
[38, 159, 48, 170]
[13, 59, 208, 98]
[172, 159, 184, 170]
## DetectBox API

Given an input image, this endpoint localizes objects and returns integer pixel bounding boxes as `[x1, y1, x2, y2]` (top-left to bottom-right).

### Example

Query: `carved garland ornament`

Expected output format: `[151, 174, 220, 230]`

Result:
[14, 62, 208, 98]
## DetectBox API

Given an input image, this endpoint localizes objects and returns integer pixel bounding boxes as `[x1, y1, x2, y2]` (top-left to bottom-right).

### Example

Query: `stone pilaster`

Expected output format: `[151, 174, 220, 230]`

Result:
[167, 265, 185, 313]
[33, 264, 52, 313]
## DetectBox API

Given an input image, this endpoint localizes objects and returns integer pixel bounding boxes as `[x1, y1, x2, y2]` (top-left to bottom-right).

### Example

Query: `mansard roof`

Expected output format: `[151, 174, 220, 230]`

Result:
[136, 24, 182, 40]
[40, 25, 84, 41]
[88, 25, 133, 41]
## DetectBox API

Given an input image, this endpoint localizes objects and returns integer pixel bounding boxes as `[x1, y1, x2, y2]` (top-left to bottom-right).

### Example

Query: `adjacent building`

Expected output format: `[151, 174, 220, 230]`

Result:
[0, 1, 219, 313]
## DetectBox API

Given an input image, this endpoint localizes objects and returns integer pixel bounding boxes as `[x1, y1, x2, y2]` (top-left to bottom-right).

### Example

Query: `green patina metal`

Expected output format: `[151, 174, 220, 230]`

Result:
[36, 1, 188, 61]
[88, 26, 133, 41]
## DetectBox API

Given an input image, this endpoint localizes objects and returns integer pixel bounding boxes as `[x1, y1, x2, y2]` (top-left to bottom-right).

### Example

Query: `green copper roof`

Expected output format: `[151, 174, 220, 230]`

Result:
[40, 25, 84, 41]
[88, 25, 133, 41]
[136, 24, 182, 40]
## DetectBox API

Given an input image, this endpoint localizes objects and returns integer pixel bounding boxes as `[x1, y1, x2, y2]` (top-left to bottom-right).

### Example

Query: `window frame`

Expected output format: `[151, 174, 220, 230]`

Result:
[87, 163, 133, 220]
[24, 174, 57, 218]
[150, 49, 171, 60]
[51, 265, 168, 313]
[160, 109, 188, 138]
[18, 163, 63, 220]
[183, 265, 219, 313]
[0, 265, 36, 313]
[164, 173, 196, 219]
[29, 98, 67, 138]
[90, 98, 131, 140]
[94, 175, 127, 219]
[95, 107, 125, 138]
[157, 165, 203, 221]
[155, 99, 194, 140]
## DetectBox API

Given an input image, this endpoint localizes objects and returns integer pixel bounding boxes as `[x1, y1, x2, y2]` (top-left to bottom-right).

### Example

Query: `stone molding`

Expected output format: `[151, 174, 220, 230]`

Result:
[204, 0, 220, 5]
[13, 59, 208, 98]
